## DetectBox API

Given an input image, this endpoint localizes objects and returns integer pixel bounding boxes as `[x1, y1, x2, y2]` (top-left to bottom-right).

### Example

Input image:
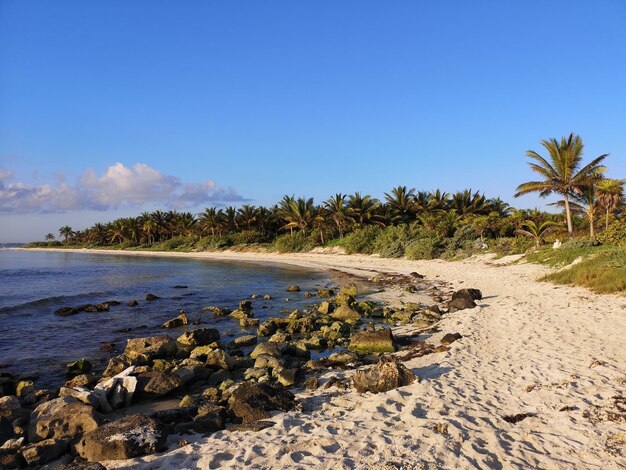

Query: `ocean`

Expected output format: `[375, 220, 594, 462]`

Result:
[0, 250, 330, 388]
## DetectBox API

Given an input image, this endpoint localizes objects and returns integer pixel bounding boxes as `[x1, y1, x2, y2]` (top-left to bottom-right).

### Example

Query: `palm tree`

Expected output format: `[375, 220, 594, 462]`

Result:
[596, 179, 624, 230]
[278, 196, 317, 234]
[514, 133, 608, 239]
[237, 205, 257, 230]
[108, 220, 127, 244]
[346, 192, 383, 228]
[142, 218, 157, 244]
[198, 208, 221, 236]
[323, 193, 348, 238]
[450, 189, 491, 215]
[515, 220, 556, 248]
[426, 189, 450, 213]
[44, 233, 55, 241]
[384, 186, 416, 225]
[59, 226, 74, 244]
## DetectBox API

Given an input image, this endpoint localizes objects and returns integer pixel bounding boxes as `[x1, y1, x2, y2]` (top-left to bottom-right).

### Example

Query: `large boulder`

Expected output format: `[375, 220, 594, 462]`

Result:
[20, 437, 70, 466]
[76, 414, 166, 461]
[452, 288, 482, 301]
[250, 342, 280, 359]
[177, 328, 220, 347]
[331, 304, 361, 323]
[352, 356, 418, 394]
[28, 397, 102, 443]
[349, 327, 397, 354]
[205, 350, 235, 370]
[0, 395, 23, 422]
[447, 297, 476, 312]
[136, 370, 183, 398]
[228, 382, 295, 424]
[66, 358, 93, 376]
[124, 336, 177, 361]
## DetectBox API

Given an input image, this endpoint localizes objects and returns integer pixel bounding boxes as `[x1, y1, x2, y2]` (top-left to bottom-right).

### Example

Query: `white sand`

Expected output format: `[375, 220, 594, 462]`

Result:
[25, 249, 626, 468]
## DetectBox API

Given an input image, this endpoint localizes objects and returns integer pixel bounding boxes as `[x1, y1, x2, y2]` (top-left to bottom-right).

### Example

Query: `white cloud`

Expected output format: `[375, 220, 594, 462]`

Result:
[0, 163, 245, 213]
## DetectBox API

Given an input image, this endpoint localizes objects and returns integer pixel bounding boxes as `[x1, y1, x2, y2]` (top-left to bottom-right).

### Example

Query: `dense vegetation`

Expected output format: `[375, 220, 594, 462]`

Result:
[28, 133, 626, 292]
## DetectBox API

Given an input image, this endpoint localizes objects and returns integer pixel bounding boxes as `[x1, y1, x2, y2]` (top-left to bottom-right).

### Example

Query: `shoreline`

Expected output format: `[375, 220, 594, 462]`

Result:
[8, 248, 626, 468]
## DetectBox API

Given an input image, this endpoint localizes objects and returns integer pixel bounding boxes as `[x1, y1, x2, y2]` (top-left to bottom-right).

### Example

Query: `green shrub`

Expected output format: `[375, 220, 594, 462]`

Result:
[405, 237, 442, 260]
[597, 221, 626, 246]
[342, 226, 383, 254]
[153, 235, 197, 251]
[229, 230, 269, 245]
[373, 225, 411, 258]
[273, 232, 317, 253]
[196, 235, 233, 251]
[491, 237, 535, 256]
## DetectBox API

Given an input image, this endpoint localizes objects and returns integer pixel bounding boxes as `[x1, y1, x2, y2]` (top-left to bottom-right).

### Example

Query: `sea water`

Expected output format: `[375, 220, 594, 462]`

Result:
[0, 250, 330, 387]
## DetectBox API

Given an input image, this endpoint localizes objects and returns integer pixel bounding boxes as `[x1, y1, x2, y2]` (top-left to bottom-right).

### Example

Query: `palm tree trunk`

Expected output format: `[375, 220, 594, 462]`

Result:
[563, 194, 574, 239]
[606, 207, 610, 231]
[589, 210, 595, 238]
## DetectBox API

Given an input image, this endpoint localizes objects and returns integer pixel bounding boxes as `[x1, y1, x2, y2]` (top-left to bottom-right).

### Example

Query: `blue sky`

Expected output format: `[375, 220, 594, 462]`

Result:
[1, 1, 625, 242]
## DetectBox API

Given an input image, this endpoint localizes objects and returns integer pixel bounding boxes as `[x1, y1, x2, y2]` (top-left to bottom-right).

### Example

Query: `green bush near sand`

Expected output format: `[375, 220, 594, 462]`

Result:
[543, 247, 626, 294]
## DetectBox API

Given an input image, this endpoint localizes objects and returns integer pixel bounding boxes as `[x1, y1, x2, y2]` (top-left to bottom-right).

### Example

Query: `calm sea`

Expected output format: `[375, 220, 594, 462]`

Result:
[0, 250, 330, 388]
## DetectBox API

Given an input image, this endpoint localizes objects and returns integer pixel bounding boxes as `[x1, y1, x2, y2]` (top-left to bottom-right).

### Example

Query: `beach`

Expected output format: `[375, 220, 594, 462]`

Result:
[16, 248, 626, 469]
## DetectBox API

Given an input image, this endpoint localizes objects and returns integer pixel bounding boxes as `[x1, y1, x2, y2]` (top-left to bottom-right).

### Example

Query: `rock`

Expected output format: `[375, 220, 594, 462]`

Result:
[162, 312, 188, 328]
[189, 345, 215, 360]
[59, 387, 100, 408]
[426, 304, 442, 315]
[93, 367, 137, 412]
[192, 405, 227, 434]
[240, 318, 260, 328]
[64, 373, 98, 389]
[0, 417, 14, 445]
[349, 327, 397, 354]
[146, 293, 159, 301]
[244, 367, 270, 381]
[233, 335, 257, 347]
[353, 356, 418, 394]
[177, 328, 220, 347]
[273, 368, 300, 387]
[125, 335, 177, 361]
[66, 358, 92, 376]
[250, 342, 280, 359]
[205, 350, 235, 370]
[28, 397, 102, 443]
[257, 318, 288, 337]
[304, 376, 319, 390]
[263, 295, 272, 300]
[228, 420, 276, 432]
[53, 463, 107, 470]
[452, 288, 482, 301]
[102, 355, 134, 378]
[281, 341, 310, 359]
[328, 350, 360, 365]
[447, 297, 476, 312]
[230, 309, 252, 320]
[316, 288, 334, 298]
[203, 306, 232, 316]
[136, 370, 183, 398]
[331, 304, 361, 323]
[268, 330, 291, 343]
[20, 437, 70, 466]
[76, 414, 166, 461]
[254, 354, 285, 370]
[0, 396, 22, 422]
[441, 333, 462, 345]
[316, 301, 334, 315]
[128, 299, 139, 306]
[16, 380, 35, 398]
[55, 306, 80, 316]
[228, 382, 295, 423]
[239, 300, 253, 312]
[0, 436, 24, 452]
[286, 285, 300, 292]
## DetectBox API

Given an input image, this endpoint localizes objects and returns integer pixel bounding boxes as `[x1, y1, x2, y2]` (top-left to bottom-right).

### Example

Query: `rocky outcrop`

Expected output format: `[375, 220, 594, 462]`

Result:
[250, 342, 280, 359]
[177, 328, 220, 347]
[28, 397, 102, 443]
[331, 304, 361, 323]
[0, 395, 23, 422]
[136, 370, 183, 398]
[20, 437, 70, 466]
[228, 382, 295, 423]
[205, 350, 235, 370]
[75, 414, 166, 461]
[124, 336, 177, 361]
[349, 327, 397, 354]
[352, 356, 418, 394]
[66, 358, 93, 376]
[286, 285, 300, 292]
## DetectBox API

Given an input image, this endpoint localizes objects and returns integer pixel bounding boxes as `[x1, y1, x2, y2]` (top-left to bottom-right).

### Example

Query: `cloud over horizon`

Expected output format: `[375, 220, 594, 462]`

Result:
[0, 163, 245, 213]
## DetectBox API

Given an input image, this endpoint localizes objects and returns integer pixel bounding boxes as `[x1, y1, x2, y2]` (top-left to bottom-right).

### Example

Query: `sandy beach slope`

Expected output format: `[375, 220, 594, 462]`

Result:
[23, 249, 626, 468]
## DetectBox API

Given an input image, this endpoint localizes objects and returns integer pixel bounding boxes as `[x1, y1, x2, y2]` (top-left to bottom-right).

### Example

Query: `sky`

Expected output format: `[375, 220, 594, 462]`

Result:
[1, 1, 625, 242]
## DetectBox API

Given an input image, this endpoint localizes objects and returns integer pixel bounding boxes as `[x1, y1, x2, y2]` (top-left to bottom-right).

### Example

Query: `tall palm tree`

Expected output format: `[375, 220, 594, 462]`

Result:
[198, 208, 221, 236]
[384, 186, 416, 225]
[596, 179, 624, 230]
[278, 196, 317, 234]
[514, 133, 608, 239]
[59, 226, 74, 244]
[237, 205, 257, 230]
[323, 193, 348, 238]
[44, 233, 55, 241]
[450, 189, 491, 215]
[346, 192, 382, 228]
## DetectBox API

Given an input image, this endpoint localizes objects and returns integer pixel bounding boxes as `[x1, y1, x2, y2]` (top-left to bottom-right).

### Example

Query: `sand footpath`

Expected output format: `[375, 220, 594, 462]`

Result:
[23, 249, 626, 468]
